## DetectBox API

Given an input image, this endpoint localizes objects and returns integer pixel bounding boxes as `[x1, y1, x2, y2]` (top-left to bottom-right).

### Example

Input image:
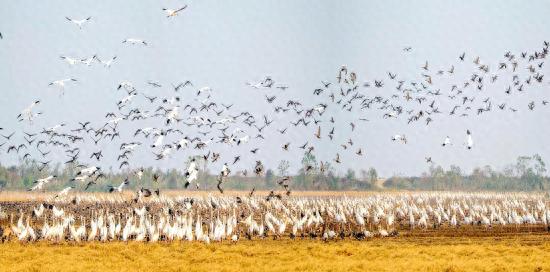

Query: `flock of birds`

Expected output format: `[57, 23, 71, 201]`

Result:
[1, 192, 548, 243]
[2, 27, 549, 195]
[1, 5, 550, 243]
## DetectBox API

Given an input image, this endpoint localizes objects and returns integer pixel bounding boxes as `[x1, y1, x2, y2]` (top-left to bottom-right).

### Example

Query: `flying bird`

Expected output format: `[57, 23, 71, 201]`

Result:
[122, 38, 147, 46]
[109, 179, 129, 193]
[49, 78, 77, 94]
[466, 130, 473, 149]
[163, 5, 188, 17]
[442, 136, 451, 147]
[65, 17, 92, 29]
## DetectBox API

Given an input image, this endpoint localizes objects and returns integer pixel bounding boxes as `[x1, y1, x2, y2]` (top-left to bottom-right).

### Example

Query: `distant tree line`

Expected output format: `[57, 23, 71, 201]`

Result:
[0, 154, 547, 192]
[385, 154, 549, 191]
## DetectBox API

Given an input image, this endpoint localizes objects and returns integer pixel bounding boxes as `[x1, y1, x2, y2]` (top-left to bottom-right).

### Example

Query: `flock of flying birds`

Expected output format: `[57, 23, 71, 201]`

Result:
[1, 6, 550, 201]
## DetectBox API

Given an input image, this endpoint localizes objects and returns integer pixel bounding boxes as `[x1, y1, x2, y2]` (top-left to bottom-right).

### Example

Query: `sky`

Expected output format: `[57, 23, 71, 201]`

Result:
[1, 1, 550, 177]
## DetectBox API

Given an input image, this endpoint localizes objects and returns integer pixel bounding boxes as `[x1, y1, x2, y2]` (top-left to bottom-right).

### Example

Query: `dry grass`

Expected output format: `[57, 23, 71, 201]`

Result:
[2, 191, 549, 271]
[0, 190, 392, 202]
[2, 236, 550, 272]
[4, 190, 538, 202]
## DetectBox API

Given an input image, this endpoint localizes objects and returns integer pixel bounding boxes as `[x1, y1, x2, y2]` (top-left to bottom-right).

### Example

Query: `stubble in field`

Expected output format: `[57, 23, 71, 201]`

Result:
[2, 236, 550, 272]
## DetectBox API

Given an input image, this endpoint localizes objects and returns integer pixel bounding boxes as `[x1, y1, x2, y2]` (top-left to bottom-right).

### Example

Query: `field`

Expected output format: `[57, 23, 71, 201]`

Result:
[0, 190, 385, 201]
[2, 235, 550, 272]
[2, 191, 550, 271]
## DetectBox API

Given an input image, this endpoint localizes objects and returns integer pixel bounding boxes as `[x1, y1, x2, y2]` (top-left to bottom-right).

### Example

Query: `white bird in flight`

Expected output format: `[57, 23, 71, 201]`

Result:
[121, 142, 141, 151]
[117, 80, 135, 92]
[55, 186, 74, 198]
[466, 130, 473, 149]
[117, 93, 137, 107]
[151, 133, 165, 148]
[43, 123, 66, 134]
[109, 179, 129, 193]
[18, 111, 42, 123]
[65, 17, 92, 29]
[81, 55, 97, 66]
[36, 175, 57, 184]
[246, 81, 263, 89]
[71, 175, 90, 183]
[60, 56, 80, 66]
[99, 56, 117, 68]
[17, 100, 40, 121]
[78, 166, 100, 176]
[391, 134, 407, 144]
[122, 38, 147, 46]
[442, 136, 451, 147]
[29, 181, 45, 191]
[49, 78, 77, 95]
[155, 145, 173, 160]
[29, 175, 57, 191]
[163, 5, 188, 17]
[185, 159, 200, 188]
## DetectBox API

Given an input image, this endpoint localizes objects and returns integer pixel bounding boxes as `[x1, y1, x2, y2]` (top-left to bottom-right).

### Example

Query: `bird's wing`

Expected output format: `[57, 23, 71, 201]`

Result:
[176, 5, 188, 12]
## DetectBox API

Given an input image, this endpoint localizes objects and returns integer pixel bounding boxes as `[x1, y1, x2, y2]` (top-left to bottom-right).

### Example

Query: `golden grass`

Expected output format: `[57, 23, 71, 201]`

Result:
[0, 190, 391, 202]
[2, 236, 550, 272]
[5, 190, 540, 202]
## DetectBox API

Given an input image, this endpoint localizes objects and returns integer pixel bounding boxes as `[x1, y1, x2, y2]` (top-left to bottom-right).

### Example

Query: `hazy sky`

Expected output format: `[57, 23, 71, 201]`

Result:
[1, 1, 550, 177]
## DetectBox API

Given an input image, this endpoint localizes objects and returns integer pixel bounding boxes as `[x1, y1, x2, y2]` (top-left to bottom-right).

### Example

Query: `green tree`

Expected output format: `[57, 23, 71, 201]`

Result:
[277, 160, 290, 177]
[265, 169, 275, 183]
[532, 154, 546, 175]
[301, 152, 317, 170]
[367, 167, 378, 187]
[301, 152, 317, 188]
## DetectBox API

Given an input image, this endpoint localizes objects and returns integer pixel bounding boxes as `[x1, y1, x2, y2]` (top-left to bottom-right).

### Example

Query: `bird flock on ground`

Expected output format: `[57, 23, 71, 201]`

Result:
[1, 192, 548, 243]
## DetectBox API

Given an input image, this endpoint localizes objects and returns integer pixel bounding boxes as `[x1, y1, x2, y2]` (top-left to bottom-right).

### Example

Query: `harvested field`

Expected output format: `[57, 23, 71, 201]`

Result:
[2, 236, 550, 272]
[2, 191, 550, 271]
